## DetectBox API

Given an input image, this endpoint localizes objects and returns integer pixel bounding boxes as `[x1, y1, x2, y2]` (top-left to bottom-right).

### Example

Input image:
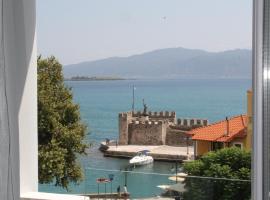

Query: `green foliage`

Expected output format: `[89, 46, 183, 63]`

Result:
[38, 56, 88, 190]
[183, 147, 251, 200]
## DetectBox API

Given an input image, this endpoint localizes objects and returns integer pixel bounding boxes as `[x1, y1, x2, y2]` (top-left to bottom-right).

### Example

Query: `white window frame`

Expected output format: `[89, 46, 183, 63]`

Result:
[232, 142, 243, 149]
[253, 0, 270, 199]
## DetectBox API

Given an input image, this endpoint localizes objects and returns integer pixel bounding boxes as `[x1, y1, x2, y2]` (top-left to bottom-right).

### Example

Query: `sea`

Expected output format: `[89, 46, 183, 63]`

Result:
[39, 78, 251, 198]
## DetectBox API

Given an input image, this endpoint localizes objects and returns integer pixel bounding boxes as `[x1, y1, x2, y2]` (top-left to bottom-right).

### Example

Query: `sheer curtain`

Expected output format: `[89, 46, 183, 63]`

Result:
[0, 0, 14, 199]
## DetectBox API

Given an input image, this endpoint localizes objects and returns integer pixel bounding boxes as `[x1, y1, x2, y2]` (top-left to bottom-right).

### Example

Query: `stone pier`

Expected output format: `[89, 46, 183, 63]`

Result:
[103, 145, 194, 162]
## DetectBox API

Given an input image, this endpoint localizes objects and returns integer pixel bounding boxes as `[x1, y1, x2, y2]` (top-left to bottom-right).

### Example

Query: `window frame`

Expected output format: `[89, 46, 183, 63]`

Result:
[232, 142, 243, 149]
[252, 0, 270, 199]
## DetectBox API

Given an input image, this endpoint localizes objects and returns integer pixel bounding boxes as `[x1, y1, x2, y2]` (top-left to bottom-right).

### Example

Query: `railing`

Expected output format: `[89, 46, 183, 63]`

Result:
[83, 167, 251, 199]
[39, 165, 251, 199]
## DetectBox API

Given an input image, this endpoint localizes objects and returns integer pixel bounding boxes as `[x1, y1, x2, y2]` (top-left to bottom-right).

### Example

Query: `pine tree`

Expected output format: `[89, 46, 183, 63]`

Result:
[38, 56, 88, 189]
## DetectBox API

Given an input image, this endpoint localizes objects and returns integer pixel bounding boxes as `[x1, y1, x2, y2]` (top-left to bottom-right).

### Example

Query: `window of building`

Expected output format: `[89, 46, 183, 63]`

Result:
[233, 143, 243, 149]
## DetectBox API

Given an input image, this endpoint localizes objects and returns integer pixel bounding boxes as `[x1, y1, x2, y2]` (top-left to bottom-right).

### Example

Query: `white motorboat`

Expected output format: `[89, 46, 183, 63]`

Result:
[129, 150, 154, 166]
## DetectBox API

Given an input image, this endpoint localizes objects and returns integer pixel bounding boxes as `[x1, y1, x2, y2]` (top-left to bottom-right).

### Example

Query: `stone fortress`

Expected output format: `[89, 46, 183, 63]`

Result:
[118, 110, 209, 146]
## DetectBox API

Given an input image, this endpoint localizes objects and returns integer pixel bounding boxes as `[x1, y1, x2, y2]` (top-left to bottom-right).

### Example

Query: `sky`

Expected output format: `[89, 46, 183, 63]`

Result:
[37, 0, 252, 65]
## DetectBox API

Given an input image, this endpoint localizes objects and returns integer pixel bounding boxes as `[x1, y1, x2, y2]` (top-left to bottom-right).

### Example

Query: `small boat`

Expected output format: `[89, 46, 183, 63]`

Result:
[99, 139, 116, 152]
[129, 150, 154, 166]
[99, 143, 109, 152]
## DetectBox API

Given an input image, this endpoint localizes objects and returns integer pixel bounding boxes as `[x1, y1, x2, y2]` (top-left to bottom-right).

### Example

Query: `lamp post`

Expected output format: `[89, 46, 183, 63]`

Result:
[125, 167, 128, 186]
[186, 136, 189, 156]
[108, 174, 114, 195]
[175, 161, 178, 183]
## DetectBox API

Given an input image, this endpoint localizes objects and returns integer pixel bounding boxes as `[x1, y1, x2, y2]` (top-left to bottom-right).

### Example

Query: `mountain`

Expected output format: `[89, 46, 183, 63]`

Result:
[63, 47, 252, 79]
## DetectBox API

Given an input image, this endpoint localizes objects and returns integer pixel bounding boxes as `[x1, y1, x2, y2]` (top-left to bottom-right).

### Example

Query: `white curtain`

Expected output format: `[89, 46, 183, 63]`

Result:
[0, 0, 14, 199]
[0, 0, 14, 198]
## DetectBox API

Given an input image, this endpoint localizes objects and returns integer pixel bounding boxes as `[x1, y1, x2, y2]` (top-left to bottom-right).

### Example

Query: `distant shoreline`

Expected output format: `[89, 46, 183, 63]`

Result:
[64, 76, 132, 81]
[64, 77, 251, 81]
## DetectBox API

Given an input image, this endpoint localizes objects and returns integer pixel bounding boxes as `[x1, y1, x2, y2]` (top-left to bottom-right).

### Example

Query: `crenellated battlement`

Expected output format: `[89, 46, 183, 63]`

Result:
[130, 120, 164, 126]
[132, 111, 176, 118]
[119, 112, 132, 119]
[177, 118, 208, 127]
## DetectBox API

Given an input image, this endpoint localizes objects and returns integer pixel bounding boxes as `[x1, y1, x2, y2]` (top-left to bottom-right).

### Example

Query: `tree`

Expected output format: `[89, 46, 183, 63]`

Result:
[183, 147, 251, 200]
[38, 56, 88, 189]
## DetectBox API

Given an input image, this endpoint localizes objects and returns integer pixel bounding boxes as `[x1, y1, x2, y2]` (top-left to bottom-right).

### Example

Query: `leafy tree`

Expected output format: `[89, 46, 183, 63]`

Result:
[183, 147, 251, 200]
[38, 56, 88, 189]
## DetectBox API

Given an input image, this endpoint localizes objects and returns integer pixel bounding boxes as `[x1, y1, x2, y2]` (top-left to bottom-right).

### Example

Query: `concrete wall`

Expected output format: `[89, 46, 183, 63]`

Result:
[128, 121, 166, 145]
[195, 140, 212, 157]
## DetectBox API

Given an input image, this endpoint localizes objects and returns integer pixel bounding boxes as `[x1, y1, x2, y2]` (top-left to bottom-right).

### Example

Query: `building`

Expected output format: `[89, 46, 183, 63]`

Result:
[189, 90, 252, 157]
[118, 110, 208, 146]
[189, 115, 248, 157]
[244, 90, 253, 151]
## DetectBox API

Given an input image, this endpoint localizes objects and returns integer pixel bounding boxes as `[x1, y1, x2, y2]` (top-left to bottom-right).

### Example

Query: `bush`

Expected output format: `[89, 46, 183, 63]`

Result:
[183, 147, 251, 200]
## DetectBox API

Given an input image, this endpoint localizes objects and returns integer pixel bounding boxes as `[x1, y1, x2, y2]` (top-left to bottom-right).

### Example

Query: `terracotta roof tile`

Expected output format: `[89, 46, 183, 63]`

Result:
[190, 115, 247, 142]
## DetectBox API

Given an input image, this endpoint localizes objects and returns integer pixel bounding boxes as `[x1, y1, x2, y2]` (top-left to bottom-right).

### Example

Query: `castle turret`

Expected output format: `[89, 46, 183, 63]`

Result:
[118, 112, 132, 145]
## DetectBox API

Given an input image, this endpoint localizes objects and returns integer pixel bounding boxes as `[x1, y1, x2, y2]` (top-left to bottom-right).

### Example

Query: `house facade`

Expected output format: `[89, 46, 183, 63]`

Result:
[189, 91, 252, 157]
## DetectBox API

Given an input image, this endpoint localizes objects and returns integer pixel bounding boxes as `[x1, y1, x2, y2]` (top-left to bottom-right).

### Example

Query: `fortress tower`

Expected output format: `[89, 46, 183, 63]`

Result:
[118, 112, 133, 145]
[118, 110, 208, 146]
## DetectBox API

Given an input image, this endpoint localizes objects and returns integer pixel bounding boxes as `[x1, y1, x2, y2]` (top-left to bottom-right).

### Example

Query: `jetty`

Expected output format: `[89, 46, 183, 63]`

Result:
[103, 144, 193, 162]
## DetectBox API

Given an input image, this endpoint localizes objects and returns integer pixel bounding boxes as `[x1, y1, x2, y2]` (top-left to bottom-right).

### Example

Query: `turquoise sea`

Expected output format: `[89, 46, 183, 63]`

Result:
[39, 79, 251, 198]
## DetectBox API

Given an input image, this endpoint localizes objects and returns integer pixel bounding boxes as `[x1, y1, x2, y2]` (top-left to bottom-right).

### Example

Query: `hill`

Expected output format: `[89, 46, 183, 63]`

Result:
[63, 47, 252, 79]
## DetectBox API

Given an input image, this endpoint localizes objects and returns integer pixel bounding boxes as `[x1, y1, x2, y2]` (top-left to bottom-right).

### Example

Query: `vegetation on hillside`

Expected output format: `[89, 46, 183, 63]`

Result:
[38, 56, 88, 190]
[183, 147, 251, 200]
[66, 75, 125, 81]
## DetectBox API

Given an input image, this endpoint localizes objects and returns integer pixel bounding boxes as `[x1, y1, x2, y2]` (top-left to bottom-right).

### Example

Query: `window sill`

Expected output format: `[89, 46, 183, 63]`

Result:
[21, 192, 89, 200]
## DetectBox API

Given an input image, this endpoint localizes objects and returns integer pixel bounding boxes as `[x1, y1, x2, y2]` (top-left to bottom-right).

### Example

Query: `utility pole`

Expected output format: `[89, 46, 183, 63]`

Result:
[125, 167, 128, 186]
[186, 137, 189, 155]
[132, 85, 135, 112]
[175, 161, 178, 183]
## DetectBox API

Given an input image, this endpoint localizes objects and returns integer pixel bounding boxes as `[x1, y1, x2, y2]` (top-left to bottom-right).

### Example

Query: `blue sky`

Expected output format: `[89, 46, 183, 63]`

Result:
[37, 0, 252, 65]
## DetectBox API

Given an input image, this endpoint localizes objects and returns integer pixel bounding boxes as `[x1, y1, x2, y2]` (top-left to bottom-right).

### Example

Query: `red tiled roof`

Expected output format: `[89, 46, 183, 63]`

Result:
[189, 115, 247, 143]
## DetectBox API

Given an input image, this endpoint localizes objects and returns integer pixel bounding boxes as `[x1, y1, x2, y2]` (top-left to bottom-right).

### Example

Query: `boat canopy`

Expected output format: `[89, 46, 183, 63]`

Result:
[138, 150, 151, 155]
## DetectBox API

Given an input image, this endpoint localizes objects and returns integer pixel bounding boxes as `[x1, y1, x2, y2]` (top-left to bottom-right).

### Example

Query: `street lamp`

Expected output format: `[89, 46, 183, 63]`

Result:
[108, 174, 114, 195]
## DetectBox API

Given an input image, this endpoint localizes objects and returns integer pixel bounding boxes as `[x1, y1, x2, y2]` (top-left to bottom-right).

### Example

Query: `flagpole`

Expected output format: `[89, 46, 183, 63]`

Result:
[132, 85, 135, 112]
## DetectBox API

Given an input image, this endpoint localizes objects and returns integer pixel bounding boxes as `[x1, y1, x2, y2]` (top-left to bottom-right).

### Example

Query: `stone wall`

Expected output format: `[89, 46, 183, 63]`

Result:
[118, 112, 132, 145]
[166, 127, 193, 146]
[177, 118, 208, 128]
[118, 111, 208, 146]
[132, 111, 176, 123]
[128, 121, 167, 145]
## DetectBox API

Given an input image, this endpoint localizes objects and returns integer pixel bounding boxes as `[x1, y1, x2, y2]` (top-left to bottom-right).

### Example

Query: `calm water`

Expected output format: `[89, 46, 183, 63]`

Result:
[39, 79, 251, 198]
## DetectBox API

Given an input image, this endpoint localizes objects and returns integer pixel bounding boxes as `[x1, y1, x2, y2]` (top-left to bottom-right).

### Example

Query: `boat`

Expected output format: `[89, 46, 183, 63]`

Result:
[99, 139, 116, 152]
[99, 142, 109, 152]
[129, 150, 154, 166]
